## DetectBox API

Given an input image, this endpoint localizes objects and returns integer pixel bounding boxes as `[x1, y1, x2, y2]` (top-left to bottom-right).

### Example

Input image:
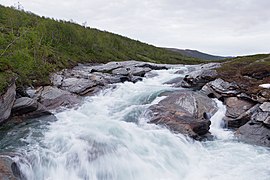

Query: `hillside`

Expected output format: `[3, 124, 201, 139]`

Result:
[0, 5, 203, 94]
[166, 48, 228, 60]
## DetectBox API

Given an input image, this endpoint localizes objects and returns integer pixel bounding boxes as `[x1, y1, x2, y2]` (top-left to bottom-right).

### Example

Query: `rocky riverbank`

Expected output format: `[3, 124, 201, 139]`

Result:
[0, 61, 170, 124]
[0, 60, 270, 178]
[1, 60, 269, 146]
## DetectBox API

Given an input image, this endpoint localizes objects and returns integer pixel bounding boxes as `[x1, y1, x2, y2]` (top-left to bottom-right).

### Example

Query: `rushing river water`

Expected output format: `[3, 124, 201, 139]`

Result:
[1, 67, 270, 180]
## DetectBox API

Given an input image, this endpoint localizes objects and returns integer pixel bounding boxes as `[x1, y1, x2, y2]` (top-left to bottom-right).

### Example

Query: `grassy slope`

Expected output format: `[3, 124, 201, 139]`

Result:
[217, 54, 270, 95]
[0, 5, 203, 94]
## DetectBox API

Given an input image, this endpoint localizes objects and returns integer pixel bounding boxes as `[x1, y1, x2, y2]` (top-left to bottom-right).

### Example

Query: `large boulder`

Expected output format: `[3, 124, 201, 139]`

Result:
[148, 91, 218, 140]
[0, 83, 16, 124]
[34, 86, 81, 110]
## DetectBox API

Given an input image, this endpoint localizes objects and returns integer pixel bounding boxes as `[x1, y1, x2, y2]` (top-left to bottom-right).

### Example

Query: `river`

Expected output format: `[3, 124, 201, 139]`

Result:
[1, 67, 270, 180]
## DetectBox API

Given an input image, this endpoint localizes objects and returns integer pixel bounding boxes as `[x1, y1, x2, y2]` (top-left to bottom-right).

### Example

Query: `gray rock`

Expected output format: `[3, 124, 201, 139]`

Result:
[0, 83, 16, 124]
[263, 117, 270, 128]
[201, 78, 239, 97]
[149, 91, 218, 140]
[164, 77, 183, 85]
[181, 69, 218, 89]
[35, 86, 81, 110]
[252, 111, 269, 122]
[236, 121, 270, 147]
[61, 78, 102, 95]
[225, 97, 255, 118]
[50, 73, 63, 87]
[259, 102, 270, 112]
[174, 69, 186, 74]
[224, 104, 259, 128]
[111, 67, 129, 76]
[12, 97, 38, 115]
[111, 66, 152, 77]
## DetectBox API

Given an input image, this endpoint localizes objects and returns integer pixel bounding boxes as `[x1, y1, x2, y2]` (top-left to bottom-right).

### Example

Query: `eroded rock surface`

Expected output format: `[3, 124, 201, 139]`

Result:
[149, 91, 218, 140]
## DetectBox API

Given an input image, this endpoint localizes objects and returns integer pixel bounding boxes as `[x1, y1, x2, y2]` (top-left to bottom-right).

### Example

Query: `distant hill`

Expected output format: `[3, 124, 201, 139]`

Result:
[166, 48, 229, 60]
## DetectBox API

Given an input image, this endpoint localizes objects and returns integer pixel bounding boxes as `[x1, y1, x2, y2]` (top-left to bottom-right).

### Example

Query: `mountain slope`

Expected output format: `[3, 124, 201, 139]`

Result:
[0, 5, 203, 93]
[166, 48, 228, 60]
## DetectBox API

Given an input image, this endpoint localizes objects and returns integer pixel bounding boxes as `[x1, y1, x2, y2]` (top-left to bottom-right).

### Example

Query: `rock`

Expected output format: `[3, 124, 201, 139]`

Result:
[236, 121, 270, 147]
[130, 76, 143, 83]
[263, 117, 270, 128]
[0, 83, 16, 124]
[50, 73, 63, 87]
[145, 71, 158, 78]
[224, 104, 259, 128]
[201, 78, 239, 97]
[61, 78, 102, 95]
[174, 69, 186, 74]
[35, 86, 81, 110]
[0, 155, 24, 180]
[225, 97, 255, 119]
[163, 77, 183, 85]
[181, 69, 218, 89]
[148, 91, 218, 140]
[111, 67, 151, 77]
[259, 102, 270, 112]
[11, 97, 38, 115]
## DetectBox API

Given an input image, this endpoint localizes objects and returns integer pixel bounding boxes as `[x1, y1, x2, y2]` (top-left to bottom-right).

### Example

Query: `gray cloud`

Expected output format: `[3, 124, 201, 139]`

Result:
[1, 0, 269, 56]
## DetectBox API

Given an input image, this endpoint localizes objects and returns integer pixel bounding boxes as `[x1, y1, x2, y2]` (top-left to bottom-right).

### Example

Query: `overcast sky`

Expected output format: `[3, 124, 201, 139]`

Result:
[1, 0, 269, 56]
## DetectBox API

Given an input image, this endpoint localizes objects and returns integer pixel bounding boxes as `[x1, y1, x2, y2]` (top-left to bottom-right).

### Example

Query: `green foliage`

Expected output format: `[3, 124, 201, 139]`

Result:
[0, 5, 202, 94]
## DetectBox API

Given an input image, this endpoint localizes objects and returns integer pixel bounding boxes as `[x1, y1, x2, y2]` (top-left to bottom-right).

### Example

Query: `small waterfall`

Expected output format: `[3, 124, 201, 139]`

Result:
[209, 99, 233, 140]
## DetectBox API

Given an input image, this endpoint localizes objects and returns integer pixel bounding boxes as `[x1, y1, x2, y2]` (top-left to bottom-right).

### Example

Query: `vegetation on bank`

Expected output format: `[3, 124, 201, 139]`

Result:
[217, 54, 270, 95]
[0, 5, 204, 94]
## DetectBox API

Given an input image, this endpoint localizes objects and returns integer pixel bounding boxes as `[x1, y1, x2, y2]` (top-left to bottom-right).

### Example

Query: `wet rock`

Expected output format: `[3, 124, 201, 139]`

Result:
[224, 104, 259, 128]
[174, 69, 186, 74]
[225, 97, 255, 119]
[61, 78, 102, 95]
[111, 67, 151, 77]
[259, 102, 270, 112]
[201, 78, 239, 98]
[0, 83, 16, 124]
[181, 69, 218, 89]
[236, 121, 270, 147]
[149, 91, 218, 140]
[145, 71, 158, 78]
[164, 77, 183, 85]
[34, 86, 81, 110]
[11, 97, 38, 115]
[0, 155, 24, 180]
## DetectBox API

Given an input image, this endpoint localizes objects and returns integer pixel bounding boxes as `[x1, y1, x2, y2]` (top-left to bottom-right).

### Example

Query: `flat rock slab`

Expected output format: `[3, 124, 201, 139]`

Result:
[149, 91, 217, 139]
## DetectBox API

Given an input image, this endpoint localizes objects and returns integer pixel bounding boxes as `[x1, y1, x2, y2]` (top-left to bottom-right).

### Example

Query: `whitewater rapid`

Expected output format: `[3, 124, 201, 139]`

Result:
[3, 67, 270, 180]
